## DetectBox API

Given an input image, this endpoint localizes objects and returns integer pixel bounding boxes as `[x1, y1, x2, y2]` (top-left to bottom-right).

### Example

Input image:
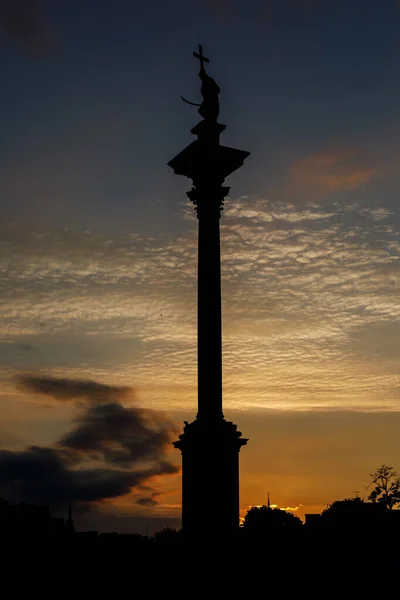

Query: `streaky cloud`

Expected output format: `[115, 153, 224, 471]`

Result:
[16, 374, 131, 403]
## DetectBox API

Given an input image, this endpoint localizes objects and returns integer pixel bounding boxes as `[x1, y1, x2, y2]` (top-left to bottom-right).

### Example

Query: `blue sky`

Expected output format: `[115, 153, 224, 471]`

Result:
[2, 0, 400, 234]
[0, 0, 400, 531]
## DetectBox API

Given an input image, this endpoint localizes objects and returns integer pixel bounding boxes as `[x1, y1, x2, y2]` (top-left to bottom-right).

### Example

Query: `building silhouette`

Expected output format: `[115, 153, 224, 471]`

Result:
[0, 496, 76, 539]
[168, 45, 250, 538]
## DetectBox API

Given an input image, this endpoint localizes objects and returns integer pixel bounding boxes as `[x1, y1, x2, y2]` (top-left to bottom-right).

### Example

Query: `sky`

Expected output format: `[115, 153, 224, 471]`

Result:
[1, 0, 400, 533]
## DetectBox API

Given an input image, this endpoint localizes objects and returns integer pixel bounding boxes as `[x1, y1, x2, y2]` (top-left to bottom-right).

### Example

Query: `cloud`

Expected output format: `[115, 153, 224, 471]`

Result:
[246, 503, 302, 512]
[0, 445, 176, 509]
[279, 505, 302, 512]
[16, 374, 131, 404]
[291, 149, 377, 194]
[136, 496, 159, 507]
[1, 191, 399, 414]
[59, 402, 178, 468]
[0, 0, 50, 50]
[0, 375, 179, 510]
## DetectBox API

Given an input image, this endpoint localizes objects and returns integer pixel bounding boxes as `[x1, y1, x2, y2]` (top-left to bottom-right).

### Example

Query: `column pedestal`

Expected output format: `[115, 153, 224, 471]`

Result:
[174, 418, 248, 537]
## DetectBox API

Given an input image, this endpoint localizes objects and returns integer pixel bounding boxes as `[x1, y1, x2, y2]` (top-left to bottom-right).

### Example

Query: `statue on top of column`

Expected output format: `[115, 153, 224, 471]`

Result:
[181, 45, 220, 123]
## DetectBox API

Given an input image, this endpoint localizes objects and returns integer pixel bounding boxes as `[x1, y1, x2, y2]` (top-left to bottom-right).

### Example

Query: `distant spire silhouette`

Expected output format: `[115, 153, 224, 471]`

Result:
[267, 491, 271, 509]
[66, 500, 75, 533]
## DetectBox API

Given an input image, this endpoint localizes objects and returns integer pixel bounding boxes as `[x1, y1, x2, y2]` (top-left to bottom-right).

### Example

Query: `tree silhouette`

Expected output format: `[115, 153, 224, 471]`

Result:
[321, 497, 365, 521]
[242, 505, 302, 533]
[154, 527, 180, 544]
[320, 495, 391, 530]
[367, 465, 400, 510]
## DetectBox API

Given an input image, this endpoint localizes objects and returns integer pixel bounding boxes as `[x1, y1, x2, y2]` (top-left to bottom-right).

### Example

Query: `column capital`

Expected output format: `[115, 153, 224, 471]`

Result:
[187, 185, 230, 218]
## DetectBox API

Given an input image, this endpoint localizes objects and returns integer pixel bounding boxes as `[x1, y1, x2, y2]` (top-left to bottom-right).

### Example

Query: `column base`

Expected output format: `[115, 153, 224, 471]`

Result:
[174, 417, 248, 538]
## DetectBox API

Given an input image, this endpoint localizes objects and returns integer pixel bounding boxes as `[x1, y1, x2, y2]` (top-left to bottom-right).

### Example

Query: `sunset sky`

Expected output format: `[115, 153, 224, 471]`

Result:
[1, 0, 400, 533]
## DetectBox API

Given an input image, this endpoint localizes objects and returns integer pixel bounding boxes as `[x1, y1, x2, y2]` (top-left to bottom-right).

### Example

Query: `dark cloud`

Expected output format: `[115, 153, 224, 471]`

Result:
[59, 402, 178, 468]
[16, 374, 131, 403]
[0, 0, 50, 50]
[2, 374, 179, 510]
[0, 446, 176, 509]
[137, 497, 158, 507]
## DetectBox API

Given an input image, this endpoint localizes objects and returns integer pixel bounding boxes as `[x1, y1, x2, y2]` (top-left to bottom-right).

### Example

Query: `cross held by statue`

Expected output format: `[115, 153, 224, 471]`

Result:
[193, 45, 209, 70]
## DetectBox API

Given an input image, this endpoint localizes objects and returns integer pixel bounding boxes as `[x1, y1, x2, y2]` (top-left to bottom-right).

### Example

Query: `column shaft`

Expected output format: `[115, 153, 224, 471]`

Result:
[197, 203, 223, 420]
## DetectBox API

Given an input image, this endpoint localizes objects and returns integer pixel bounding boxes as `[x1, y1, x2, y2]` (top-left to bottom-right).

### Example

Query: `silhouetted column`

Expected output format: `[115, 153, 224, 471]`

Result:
[168, 45, 250, 539]
[197, 187, 223, 421]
